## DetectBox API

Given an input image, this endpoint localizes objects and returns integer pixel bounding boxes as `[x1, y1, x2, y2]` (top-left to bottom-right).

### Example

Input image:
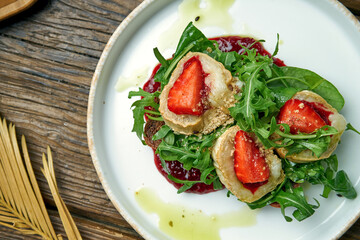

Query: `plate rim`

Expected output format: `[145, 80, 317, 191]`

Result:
[87, 0, 156, 239]
[87, 0, 360, 239]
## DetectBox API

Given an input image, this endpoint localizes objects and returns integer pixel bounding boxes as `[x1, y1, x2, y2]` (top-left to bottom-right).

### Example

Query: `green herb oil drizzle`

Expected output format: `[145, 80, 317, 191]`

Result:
[158, 0, 235, 51]
[135, 187, 257, 240]
[115, 66, 150, 92]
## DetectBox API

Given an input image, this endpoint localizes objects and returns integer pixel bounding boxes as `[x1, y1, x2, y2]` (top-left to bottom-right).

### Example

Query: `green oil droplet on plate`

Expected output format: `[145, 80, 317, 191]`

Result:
[180, 0, 235, 32]
[115, 66, 149, 92]
[158, 0, 236, 51]
[135, 187, 257, 240]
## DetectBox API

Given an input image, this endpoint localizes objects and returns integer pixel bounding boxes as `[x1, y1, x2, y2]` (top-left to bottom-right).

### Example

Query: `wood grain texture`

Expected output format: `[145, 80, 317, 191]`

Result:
[0, 0, 18, 9]
[0, 0, 142, 239]
[0, 0, 359, 239]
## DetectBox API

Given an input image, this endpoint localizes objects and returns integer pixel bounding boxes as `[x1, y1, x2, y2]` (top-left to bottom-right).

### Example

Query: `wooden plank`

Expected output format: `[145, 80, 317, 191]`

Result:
[0, 0, 142, 238]
[0, 209, 142, 239]
[340, 0, 360, 14]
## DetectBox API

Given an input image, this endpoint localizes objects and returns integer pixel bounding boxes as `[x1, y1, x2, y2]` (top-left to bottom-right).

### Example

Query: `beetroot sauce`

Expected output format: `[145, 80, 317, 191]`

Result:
[154, 151, 217, 194]
[243, 181, 268, 194]
[143, 63, 161, 93]
[210, 36, 286, 67]
[143, 36, 285, 194]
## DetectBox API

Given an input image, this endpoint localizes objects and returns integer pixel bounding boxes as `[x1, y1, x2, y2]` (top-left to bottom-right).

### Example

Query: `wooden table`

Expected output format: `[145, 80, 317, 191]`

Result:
[0, 0, 359, 239]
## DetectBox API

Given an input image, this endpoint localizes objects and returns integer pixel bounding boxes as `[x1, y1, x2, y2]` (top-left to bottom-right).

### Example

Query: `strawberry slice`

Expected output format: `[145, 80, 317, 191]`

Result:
[234, 130, 270, 184]
[167, 56, 206, 116]
[277, 99, 326, 134]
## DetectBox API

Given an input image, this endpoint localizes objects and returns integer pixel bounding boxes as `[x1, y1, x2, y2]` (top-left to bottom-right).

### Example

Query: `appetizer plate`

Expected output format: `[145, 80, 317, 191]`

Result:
[88, 0, 360, 239]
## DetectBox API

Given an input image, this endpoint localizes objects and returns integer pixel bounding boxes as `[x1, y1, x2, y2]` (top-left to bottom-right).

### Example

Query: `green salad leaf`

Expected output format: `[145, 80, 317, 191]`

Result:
[155, 126, 226, 193]
[267, 66, 345, 111]
[249, 155, 356, 222]
[128, 89, 160, 142]
[284, 155, 357, 199]
[229, 60, 277, 131]
[346, 123, 360, 135]
[247, 179, 319, 222]
[277, 125, 338, 158]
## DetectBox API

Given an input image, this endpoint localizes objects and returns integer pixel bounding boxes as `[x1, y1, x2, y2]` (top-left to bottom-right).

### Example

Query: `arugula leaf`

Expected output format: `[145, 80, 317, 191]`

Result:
[128, 89, 160, 142]
[247, 179, 318, 222]
[327, 170, 357, 199]
[253, 115, 338, 157]
[283, 155, 357, 199]
[253, 116, 338, 158]
[346, 123, 360, 135]
[153, 125, 172, 141]
[274, 182, 318, 222]
[229, 60, 277, 131]
[285, 136, 331, 158]
[281, 126, 338, 158]
[153, 48, 168, 68]
[272, 33, 280, 57]
[155, 126, 227, 193]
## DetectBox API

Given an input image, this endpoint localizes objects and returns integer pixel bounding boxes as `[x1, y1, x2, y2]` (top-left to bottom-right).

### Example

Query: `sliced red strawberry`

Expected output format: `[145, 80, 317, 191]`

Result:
[277, 99, 327, 134]
[234, 130, 270, 184]
[167, 56, 206, 116]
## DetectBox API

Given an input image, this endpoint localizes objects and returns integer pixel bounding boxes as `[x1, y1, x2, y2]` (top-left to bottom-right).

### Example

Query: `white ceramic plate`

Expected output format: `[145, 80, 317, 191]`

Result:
[88, 0, 360, 239]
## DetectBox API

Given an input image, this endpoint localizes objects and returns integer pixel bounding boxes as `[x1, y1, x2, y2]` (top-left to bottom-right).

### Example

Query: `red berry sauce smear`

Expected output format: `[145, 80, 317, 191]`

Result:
[143, 36, 285, 194]
[210, 36, 286, 67]
[154, 152, 218, 194]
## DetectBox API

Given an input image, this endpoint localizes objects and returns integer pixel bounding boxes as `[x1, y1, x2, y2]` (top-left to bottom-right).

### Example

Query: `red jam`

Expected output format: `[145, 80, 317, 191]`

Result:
[210, 36, 286, 67]
[243, 181, 268, 194]
[154, 152, 220, 194]
[143, 64, 161, 121]
[143, 63, 161, 93]
[143, 36, 285, 194]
